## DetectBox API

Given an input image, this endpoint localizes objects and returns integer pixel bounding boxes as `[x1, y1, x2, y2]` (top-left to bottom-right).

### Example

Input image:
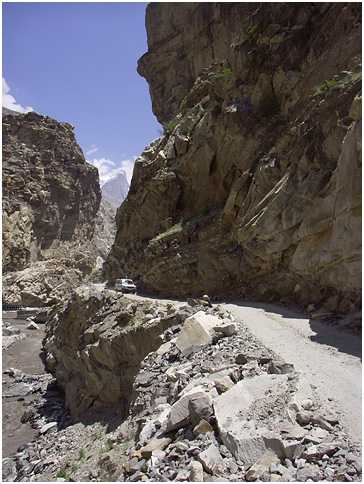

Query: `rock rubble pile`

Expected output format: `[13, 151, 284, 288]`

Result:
[10, 293, 360, 482]
[116, 304, 361, 482]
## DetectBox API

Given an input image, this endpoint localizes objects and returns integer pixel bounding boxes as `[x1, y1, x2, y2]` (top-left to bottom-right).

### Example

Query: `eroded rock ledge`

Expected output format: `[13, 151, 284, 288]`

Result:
[104, 3, 361, 314]
[43, 286, 193, 416]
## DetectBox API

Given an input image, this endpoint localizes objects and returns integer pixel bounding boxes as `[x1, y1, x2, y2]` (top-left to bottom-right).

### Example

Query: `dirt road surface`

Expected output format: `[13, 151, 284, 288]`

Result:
[223, 301, 362, 446]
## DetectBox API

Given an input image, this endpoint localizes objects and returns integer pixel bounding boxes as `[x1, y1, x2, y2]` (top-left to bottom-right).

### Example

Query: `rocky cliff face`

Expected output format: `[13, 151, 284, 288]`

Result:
[3, 110, 101, 272]
[3, 110, 103, 305]
[105, 3, 361, 313]
[93, 198, 117, 261]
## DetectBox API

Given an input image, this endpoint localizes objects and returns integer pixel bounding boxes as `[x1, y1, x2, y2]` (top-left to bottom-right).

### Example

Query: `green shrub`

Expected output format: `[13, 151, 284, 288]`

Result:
[211, 67, 233, 82]
[56, 468, 72, 480]
[314, 70, 361, 97]
[246, 24, 258, 38]
[163, 119, 179, 134]
[78, 448, 86, 461]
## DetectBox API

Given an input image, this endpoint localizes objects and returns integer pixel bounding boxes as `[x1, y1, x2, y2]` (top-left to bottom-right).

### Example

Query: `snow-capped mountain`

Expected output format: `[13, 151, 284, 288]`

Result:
[101, 170, 129, 208]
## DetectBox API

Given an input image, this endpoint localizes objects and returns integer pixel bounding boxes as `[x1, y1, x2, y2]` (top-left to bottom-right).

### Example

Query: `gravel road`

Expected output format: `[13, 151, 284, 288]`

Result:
[225, 301, 362, 446]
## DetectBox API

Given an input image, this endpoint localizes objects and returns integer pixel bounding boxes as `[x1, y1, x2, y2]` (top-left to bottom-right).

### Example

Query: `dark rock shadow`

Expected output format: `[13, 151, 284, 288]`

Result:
[308, 318, 362, 360]
[36, 377, 125, 435]
[226, 299, 362, 360]
[226, 298, 308, 320]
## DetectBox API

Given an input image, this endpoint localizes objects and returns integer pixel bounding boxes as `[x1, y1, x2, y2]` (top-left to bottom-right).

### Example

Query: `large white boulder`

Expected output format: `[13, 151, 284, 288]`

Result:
[166, 386, 213, 431]
[214, 374, 289, 466]
[175, 311, 222, 354]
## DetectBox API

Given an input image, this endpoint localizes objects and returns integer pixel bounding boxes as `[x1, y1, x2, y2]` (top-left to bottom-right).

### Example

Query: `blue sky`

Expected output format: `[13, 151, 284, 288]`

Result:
[3, 2, 161, 183]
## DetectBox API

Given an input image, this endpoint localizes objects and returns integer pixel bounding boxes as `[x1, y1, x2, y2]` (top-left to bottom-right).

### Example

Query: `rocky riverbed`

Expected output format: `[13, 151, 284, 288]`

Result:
[2, 294, 361, 482]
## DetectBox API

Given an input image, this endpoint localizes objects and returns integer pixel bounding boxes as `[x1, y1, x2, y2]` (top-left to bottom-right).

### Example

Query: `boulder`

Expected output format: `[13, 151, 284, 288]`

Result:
[188, 391, 213, 425]
[193, 419, 214, 435]
[166, 387, 212, 431]
[175, 311, 221, 354]
[197, 444, 225, 474]
[213, 321, 237, 337]
[214, 374, 289, 466]
[190, 460, 204, 482]
[245, 451, 280, 481]
[296, 463, 322, 481]
[213, 375, 234, 394]
[140, 438, 172, 459]
[268, 360, 295, 374]
[302, 442, 339, 461]
[40, 422, 58, 434]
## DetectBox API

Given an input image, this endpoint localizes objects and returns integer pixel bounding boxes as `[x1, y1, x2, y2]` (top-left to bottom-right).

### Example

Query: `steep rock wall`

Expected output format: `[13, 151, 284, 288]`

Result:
[3, 110, 101, 272]
[2, 110, 104, 305]
[105, 3, 361, 313]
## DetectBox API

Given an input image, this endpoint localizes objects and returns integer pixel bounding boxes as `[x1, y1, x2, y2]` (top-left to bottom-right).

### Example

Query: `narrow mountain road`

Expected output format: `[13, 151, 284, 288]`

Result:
[226, 302, 362, 446]
[127, 294, 362, 446]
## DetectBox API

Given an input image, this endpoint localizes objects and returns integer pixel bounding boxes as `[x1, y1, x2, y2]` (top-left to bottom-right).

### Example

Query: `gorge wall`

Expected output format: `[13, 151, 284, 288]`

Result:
[3, 109, 104, 305]
[104, 3, 361, 313]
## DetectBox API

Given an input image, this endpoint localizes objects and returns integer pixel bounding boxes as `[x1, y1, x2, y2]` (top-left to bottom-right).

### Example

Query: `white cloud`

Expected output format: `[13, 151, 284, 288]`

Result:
[86, 144, 99, 156]
[2, 78, 33, 113]
[120, 156, 137, 184]
[88, 156, 137, 185]
[88, 158, 117, 185]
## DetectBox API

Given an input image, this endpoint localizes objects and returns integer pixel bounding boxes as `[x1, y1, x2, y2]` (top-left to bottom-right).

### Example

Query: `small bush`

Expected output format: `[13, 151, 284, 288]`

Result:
[163, 119, 179, 134]
[314, 70, 361, 97]
[211, 66, 233, 82]
[246, 23, 258, 38]
[56, 468, 71, 480]
[78, 448, 86, 461]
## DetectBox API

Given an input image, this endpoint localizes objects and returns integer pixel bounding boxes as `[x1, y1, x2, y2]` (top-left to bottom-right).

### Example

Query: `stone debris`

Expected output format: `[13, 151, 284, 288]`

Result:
[245, 450, 280, 481]
[197, 444, 225, 474]
[189, 460, 204, 481]
[3, 297, 361, 483]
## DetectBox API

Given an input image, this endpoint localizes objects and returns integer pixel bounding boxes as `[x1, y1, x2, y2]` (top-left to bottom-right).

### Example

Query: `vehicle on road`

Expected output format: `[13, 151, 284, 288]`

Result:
[114, 278, 137, 294]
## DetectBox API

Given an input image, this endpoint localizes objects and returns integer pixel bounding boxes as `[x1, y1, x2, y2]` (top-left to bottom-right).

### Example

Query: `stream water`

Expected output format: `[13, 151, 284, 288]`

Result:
[2, 313, 45, 457]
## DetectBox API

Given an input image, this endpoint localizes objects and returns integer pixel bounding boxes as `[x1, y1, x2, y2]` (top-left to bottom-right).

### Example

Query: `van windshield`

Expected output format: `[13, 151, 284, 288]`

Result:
[124, 279, 134, 284]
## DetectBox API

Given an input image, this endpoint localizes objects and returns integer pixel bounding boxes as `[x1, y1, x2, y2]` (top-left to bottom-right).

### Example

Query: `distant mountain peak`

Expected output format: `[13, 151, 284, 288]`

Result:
[101, 170, 129, 208]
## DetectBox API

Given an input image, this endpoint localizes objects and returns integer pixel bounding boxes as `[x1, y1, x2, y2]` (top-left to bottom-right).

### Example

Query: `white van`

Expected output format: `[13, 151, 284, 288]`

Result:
[114, 278, 137, 294]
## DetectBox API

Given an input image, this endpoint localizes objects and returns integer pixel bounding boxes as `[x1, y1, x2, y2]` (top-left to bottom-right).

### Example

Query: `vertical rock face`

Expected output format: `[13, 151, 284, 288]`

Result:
[105, 3, 361, 313]
[3, 110, 101, 272]
[2, 110, 105, 305]
[92, 198, 117, 261]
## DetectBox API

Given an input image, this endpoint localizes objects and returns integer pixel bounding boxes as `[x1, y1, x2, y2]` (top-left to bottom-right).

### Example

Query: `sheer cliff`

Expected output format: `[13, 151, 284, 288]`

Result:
[2, 110, 103, 305]
[104, 3, 361, 313]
